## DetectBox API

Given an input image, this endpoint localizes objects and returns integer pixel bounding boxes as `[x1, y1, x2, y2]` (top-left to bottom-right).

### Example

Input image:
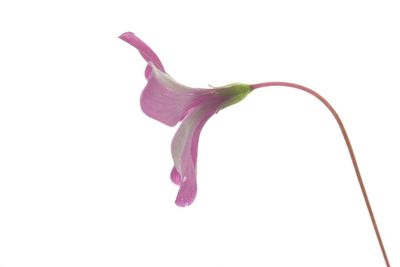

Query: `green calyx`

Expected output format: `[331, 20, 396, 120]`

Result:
[217, 83, 252, 111]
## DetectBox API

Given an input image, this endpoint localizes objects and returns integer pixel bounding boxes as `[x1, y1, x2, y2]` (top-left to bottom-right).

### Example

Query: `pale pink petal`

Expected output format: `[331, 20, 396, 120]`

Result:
[171, 97, 225, 207]
[119, 32, 221, 127]
[119, 32, 165, 78]
[141, 64, 213, 126]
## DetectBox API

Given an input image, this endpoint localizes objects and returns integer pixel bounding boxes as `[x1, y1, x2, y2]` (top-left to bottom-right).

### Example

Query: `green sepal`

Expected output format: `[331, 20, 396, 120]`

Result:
[217, 83, 252, 111]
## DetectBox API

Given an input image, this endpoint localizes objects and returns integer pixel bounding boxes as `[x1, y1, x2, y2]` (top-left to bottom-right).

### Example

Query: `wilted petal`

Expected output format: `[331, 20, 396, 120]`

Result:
[119, 32, 165, 79]
[141, 64, 213, 126]
[171, 97, 224, 206]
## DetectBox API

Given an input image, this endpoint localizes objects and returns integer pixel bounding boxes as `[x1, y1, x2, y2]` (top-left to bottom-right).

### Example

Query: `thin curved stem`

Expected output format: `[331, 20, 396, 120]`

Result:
[250, 82, 390, 267]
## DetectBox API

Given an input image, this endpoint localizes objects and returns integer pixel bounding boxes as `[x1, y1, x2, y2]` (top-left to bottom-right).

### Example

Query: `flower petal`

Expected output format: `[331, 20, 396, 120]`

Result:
[170, 167, 181, 185]
[119, 32, 165, 78]
[171, 97, 224, 207]
[141, 64, 212, 126]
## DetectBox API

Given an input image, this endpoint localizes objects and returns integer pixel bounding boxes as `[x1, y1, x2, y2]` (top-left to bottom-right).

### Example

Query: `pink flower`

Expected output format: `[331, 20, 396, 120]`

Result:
[119, 32, 391, 267]
[119, 32, 251, 207]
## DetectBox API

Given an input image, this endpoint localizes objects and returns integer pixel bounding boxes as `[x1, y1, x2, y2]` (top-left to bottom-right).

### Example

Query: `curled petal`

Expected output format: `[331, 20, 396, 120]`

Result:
[141, 64, 213, 126]
[171, 97, 224, 206]
[119, 32, 165, 78]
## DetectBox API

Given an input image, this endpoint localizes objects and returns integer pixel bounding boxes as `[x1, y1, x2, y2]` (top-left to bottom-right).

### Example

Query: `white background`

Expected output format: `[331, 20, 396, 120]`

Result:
[0, 0, 399, 266]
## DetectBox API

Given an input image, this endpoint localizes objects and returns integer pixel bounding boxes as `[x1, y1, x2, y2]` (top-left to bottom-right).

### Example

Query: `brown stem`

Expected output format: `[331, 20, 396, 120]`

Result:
[250, 81, 390, 267]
